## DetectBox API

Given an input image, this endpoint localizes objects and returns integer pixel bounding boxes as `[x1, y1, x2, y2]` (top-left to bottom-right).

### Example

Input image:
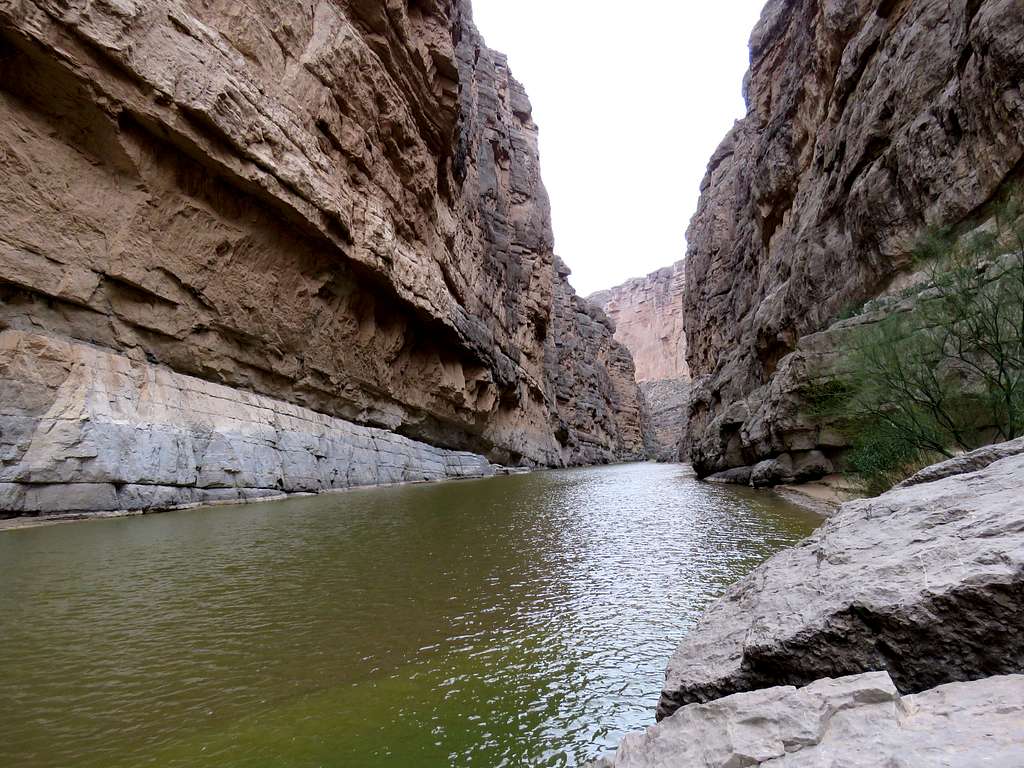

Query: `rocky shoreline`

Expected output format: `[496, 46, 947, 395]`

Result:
[590, 440, 1024, 766]
[0, 468, 531, 532]
[0, 329, 512, 521]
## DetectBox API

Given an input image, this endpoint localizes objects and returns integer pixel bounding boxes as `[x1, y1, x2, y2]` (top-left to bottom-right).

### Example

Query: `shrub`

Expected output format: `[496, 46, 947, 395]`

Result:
[829, 193, 1024, 492]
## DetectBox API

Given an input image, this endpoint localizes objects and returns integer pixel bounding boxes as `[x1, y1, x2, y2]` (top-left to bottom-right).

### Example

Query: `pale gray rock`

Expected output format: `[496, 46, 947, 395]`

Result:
[897, 436, 1024, 488]
[639, 379, 690, 462]
[657, 445, 1024, 719]
[0, 330, 499, 516]
[591, 672, 1024, 768]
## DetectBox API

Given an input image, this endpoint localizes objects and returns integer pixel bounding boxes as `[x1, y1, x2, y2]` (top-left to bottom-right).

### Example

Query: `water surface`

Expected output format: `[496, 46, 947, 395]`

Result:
[0, 463, 820, 767]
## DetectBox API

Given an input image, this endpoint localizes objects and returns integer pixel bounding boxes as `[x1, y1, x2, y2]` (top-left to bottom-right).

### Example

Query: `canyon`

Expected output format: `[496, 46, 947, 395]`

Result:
[588, 0, 1024, 764]
[1, 0, 1022, 765]
[0, 0, 644, 514]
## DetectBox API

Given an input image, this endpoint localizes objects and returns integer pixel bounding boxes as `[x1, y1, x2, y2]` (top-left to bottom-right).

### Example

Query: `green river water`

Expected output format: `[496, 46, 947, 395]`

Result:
[0, 462, 820, 767]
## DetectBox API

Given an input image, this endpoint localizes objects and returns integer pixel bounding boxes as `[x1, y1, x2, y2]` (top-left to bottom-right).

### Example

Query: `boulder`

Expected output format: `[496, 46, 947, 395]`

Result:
[657, 446, 1024, 720]
[592, 672, 1024, 768]
[705, 466, 754, 485]
[791, 450, 833, 482]
[749, 454, 795, 487]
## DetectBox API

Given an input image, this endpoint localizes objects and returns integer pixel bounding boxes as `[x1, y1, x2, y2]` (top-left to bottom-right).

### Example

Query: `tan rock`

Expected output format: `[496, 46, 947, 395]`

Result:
[0, 0, 644, 514]
[589, 262, 688, 384]
[590, 263, 690, 459]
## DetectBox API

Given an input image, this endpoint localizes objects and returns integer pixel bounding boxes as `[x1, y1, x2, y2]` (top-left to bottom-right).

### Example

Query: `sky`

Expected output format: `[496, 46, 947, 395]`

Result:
[469, 1, 768, 296]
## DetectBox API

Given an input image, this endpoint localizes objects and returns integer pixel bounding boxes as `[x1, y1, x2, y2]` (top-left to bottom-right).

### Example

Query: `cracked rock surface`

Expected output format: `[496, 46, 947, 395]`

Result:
[657, 444, 1024, 719]
[0, 329, 500, 514]
[684, 0, 1024, 476]
[593, 672, 1024, 768]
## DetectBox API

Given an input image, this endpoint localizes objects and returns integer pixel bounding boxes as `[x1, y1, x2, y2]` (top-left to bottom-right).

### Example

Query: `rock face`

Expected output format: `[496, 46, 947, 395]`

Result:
[589, 262, 688, 384]
[592, 672, 1024, 768]
[656, 445, 1024, 720]
[0, 329, 501, 514]
[590, 263, 690, 460]
[684, 0, 1024, 476]
[0, 0, 644, 512]
[897, 435, 1024, 488]
[638, 379, 689, 462]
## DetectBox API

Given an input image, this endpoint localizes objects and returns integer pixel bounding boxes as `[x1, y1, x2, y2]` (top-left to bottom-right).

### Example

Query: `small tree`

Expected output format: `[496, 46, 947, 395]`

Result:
[838, 195, 1024, 492]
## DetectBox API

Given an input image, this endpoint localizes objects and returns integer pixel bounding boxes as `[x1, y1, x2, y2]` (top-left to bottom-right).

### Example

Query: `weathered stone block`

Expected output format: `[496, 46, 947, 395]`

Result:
[658, 446, 1024, 720]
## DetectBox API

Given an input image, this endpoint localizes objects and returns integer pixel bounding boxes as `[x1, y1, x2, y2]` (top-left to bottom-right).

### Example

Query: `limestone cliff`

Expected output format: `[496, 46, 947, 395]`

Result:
[683, 0, 1024, 477]
[590, 263, 689, 461]
[0, 0, 644, 514]
[589, 262, 688, 385]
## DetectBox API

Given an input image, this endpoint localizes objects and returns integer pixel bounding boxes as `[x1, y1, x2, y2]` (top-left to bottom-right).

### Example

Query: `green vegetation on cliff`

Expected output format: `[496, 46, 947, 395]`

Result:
[824, 197, 1024, 493]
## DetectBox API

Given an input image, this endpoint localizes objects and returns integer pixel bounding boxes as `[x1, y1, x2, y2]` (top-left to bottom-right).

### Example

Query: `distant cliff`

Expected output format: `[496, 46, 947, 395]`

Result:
[589, 261, 688, 383]
[590, 263, 689, 460]
[0, 0, 644, 515]
[683, 0, 1024, 478]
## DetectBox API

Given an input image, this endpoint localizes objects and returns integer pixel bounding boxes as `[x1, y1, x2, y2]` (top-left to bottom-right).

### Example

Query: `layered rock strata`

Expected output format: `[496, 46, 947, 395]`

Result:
[0, 329, 499, 514]
[592, 672, 1024, 768]
[684, 0, 1024, 476]
[0, 0, 644, 512]
[589, 262, 688, 384]
[590, 262, 689, 460]
[656, 444, 1024, 720]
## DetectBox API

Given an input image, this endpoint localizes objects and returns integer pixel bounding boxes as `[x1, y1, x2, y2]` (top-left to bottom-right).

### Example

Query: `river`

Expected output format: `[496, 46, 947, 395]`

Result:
[0, 463, 820, 767]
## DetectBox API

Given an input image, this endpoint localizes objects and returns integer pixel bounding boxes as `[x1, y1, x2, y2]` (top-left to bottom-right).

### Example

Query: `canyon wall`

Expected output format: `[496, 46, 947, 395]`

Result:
[590, 262, 689, 460]
[589, 262, 688, 384]
[0, 0, 644, 513]
[683, 0, 1024, 477]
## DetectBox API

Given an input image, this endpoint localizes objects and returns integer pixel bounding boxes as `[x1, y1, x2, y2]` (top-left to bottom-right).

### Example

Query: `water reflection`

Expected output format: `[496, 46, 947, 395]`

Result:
[0, 463, 820, 767]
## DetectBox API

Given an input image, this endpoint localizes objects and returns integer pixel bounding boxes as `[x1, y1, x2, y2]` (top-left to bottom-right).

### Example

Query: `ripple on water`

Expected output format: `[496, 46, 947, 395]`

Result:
[0, 463, 821, 767]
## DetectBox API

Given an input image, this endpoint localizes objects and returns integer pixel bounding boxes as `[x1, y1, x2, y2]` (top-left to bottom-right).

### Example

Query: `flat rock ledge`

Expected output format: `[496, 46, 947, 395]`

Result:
[590, 672, 1024, 767]
[896, 436, 1024, 488]
[657, 445, 1024, 720]
[0, 330, 498, 517]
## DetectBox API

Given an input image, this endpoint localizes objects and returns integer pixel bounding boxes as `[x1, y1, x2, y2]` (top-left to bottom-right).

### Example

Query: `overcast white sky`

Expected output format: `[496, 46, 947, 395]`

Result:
[470, 1, 768, 296]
